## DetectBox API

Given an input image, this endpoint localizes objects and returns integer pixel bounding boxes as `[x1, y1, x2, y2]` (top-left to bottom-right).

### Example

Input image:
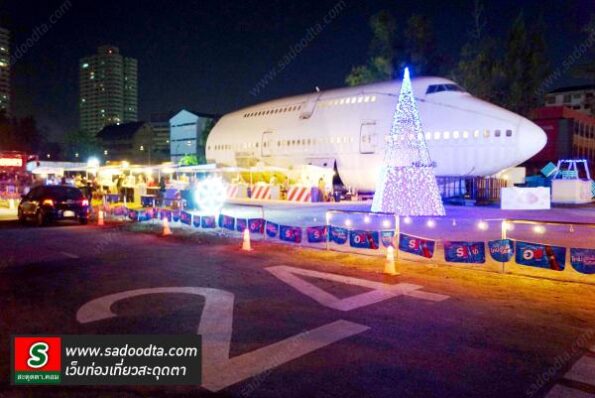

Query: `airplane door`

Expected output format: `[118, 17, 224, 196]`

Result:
[261, 131, 274, 157]
[359, 122, 377, 154]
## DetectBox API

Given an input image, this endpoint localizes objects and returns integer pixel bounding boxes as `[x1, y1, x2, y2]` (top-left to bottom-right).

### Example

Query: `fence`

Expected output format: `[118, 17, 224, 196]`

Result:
[121, 205, 594, 285]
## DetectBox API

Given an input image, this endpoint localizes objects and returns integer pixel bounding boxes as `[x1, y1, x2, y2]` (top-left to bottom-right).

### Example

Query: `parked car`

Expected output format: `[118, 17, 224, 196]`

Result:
[18, 185, 90, 226]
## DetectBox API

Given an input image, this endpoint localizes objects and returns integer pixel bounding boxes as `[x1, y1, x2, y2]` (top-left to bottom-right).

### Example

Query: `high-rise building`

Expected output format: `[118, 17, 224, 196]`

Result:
[79, 45, 138, 134]
[0, 27, 10, 116]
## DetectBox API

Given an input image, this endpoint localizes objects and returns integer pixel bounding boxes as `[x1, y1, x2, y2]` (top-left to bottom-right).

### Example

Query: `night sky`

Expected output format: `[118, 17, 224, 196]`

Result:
[0, 0, 592, 140]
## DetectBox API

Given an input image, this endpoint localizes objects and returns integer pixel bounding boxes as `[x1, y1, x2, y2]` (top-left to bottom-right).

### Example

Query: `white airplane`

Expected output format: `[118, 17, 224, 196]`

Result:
[206, 77, 547, 191]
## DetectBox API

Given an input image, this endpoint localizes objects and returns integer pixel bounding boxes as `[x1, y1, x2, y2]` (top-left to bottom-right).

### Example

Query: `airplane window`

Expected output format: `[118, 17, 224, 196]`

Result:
[506, 129, 513, 137]
[495, 130, 501, 137]
[463, 131, 469, 139]
[473, 130, 480, 138]
[484, 130, 490, 138]
[434, 131, 440, 140]
[453, 131, 459, 139]
[425, 132, 432, 140]
[443, 131, 450, 140]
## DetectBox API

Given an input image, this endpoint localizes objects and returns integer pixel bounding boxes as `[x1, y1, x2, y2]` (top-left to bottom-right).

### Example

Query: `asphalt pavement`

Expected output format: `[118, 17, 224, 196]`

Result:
[0, 221, 593, 398]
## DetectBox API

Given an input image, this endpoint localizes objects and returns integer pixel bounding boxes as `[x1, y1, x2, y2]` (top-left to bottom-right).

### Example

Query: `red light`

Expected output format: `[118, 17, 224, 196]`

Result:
[42, 199, 54, 206]
[81, 199, 89, 207]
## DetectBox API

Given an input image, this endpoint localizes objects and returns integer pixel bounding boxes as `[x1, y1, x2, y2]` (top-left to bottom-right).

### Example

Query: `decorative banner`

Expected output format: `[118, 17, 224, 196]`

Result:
[349, 230, 379, 250]
[180, 211, 192, 226]
[219, 214, 235, 231]
[127, 209, 138, 221]
[488, 239, 515, 262]
[570, 248, 595, 274]
[248, 218, 265, 234]
[192, 215, 201, 228]
[138, 210, 152, 222]
[398, 233, 435, 258]
[236, 218, 247, 232]
[160, 209, 172, 222]
[306, 226, 327, 243]
[279, 225, 302, 243]
[266, 222, 279, 238]
[201, 215, 216, 229]
[172, 211, 181, 223]
[329, 226, 348, 245]
[444, 241, 486, 264]
[381, 230, 395, 248]
[515, 241, 566, 271]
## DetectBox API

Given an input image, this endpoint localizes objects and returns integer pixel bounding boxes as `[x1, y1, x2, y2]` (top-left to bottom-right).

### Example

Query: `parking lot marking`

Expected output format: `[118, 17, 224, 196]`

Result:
[77, 287, 369, 392]
[546, 384, 594, 398]
[564, 356, 595, 386]
[61, 251, 79, 259]
[266, 265, 449, 311]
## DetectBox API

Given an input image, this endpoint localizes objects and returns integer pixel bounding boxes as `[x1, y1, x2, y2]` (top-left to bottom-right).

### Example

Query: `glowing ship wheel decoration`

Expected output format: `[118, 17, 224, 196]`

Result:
[194, 177, 227, 214]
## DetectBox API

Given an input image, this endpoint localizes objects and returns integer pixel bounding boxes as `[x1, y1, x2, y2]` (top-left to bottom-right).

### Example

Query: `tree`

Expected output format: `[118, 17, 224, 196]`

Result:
[503, 12, 549, 115]
[403, 14, 443, 76]
[179, 154, 199, 166]
[346, 11, 396, 86]
[450, 1, 505, 104]
[64, 130, 99, 161]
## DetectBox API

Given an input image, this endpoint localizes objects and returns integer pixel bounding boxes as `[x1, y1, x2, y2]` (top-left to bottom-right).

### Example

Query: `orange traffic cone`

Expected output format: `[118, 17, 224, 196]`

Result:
[384, 246, 398, 275]
[162, 216, 172, 236]
[242, 228, 252, 251]
[97, 210, 105, 226]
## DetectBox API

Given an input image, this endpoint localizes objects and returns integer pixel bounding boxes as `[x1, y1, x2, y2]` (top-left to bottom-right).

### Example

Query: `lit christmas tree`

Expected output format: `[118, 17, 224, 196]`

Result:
[371, 68, 445, 216]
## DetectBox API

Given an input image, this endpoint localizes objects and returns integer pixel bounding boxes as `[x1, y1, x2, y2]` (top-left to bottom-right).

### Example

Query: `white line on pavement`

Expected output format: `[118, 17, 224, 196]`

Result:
[61, 251, 80, 259]
[564, 356, 595, 386]
[546, 385, 594, 398]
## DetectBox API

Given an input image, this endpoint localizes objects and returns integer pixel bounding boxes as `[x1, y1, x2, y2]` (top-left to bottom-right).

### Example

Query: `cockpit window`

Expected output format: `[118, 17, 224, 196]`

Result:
[426, 84, 465, 94]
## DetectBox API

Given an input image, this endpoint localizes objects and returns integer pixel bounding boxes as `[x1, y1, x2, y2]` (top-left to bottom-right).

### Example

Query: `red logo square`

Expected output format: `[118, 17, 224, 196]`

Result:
[14, 337, 61, 372]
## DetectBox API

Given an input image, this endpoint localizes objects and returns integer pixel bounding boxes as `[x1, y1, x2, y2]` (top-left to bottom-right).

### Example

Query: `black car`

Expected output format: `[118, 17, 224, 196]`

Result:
[18, 185, 90, 226]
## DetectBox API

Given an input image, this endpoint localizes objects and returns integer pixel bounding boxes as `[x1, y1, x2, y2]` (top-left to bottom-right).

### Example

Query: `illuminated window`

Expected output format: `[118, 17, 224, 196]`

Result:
[453, 131, 460, 139]
[495, 129, 501, 137]
[443, 131, 450, 139]
[506, 129, 513, 137]
[358, 97, 363, 103]
[370, 96, 377, 102]
[434, 131, 440, 140]
[484, 130, 490, 138]
[339, 98, 345, 105]
[364, 96, 370, 102]
[463, 131, 469, 139]
[351, 97, 357, 103]
[473, 130, 480, 138]
[425, 132, 432, 140]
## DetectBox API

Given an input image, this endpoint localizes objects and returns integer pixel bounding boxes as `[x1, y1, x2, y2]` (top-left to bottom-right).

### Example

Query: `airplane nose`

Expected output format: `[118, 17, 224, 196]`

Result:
[517, 117, 547, 160]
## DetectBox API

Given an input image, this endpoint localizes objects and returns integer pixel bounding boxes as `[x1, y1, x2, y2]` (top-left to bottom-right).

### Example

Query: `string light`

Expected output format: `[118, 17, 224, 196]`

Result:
[371, 67, 445, 216]
[344, 219, 352, 227]
[364, 216, 371, 224]
[403, 216, 412, 224]
[426, 219, 436, 228]
[533, 225, 546, 234]
[477, 220, 488, 231]
[382, 219, 391, 228]
[452, 219, 456, 227]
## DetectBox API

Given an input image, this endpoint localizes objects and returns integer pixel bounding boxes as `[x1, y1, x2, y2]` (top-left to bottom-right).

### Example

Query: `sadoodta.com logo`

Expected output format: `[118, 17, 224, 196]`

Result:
[11, 335, 202, 386]
[12, 337, 62, 384]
